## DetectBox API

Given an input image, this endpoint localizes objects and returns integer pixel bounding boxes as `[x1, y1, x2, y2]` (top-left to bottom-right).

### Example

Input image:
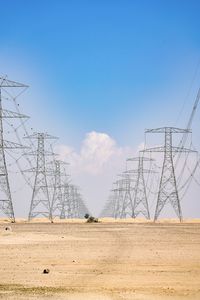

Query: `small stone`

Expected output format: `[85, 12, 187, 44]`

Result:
[43, 269, 50, 274]
[5, 226, 12, 231]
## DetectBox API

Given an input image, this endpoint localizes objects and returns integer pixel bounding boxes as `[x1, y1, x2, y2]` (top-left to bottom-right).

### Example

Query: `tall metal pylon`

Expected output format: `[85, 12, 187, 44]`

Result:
[68, 185, 80, 218]
[50, 159, 69, 219]
[0, 76, 29, 221]
[118, 174, 134, 218]
[99, 193, 116, 218]
[112, 180, 124, 218]
[144, 127, 195, 221]
[62, 184, 89, 218]
[125, 156, 154, 219]
[60, 183, 71, 219]
[25, 132, 57, 221]
[111, 185, 120, 219]
[113, 176, 134, 218]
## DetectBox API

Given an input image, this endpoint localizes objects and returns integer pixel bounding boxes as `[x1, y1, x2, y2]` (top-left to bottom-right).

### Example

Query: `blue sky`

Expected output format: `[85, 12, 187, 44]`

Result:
[1, 0, 200, 216]
[1, 0, 200, 145]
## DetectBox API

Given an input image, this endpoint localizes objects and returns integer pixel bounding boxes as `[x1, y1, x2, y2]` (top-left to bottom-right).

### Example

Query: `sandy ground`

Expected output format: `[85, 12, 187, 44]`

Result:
[0, 219, 200, 300]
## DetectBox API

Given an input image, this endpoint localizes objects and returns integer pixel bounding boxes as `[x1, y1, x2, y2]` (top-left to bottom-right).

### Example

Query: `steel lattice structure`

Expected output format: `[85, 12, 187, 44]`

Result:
[66, 184, 89, 218]
[50, 159, 90, 219]
[111, 175, 135, 218]
[125, 156, 155, 219]
[144, 127, 195, 221]
[118, 175, 134, 218]
[25, 132, 57, 221]
[100, 173, 136, 219]
[50, 159, 69, 219]
[99, 194, 116, 218]
[60, 183, 71, 219]
[0, 76, 29, 221]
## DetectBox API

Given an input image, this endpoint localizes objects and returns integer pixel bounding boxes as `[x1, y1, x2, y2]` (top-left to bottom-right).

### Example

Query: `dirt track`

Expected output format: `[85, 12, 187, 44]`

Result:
[0, 220, 200, 299]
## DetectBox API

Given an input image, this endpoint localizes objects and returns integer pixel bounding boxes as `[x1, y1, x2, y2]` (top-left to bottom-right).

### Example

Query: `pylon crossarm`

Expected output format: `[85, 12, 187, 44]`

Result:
[23, 150, 57, 156]
[172, 147, 197, 153]
[145, 127, 191, 134]
[3, 140, 30, 149]
[127, 157, 155, 161]
[143, 146, 196, 153]
[24, 132, 58, 140]
[0, 76, 29, 88]
[22, 167, 37, 173]
[125, 169, 156, 173]
[1, 109, 29, 119]
[123, 170, 137, 176]
[142, 146, 164, 152]
[48, 160, 70, 166]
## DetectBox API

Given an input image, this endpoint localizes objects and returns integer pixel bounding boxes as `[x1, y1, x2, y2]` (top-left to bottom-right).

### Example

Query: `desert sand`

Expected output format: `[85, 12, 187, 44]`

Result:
[0, 218, 200, 299]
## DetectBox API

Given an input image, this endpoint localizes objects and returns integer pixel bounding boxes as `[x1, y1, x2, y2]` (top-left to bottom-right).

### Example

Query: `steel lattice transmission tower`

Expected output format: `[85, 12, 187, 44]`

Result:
[51, 159, 69, 219]
[61, 183, 89, 218]
[144, 127, 195, 221]
[111, 180, 124, 218]
[118, 175, 134, 218]
[111, 185, 121, 219]
[0, 76, 29, 221]
[60, 183, 71, 219]
[99, 193, 116, 218]
[75, 190, 89, 218]
[67, 185, 81, 218]
[25, 132, 57, 221]
[101, 173, 135, 219]
[125, 156, 154, 219]
[51, 160, 90, 219]
[113, 176, 135, 218]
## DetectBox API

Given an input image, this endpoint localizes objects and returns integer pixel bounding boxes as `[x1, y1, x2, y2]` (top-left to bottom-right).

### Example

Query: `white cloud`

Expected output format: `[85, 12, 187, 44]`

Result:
[56, 131, 133, 176]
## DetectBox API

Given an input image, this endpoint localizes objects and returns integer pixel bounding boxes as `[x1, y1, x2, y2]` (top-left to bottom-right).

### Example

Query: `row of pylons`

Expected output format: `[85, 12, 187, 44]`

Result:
[0, 76, 90, 222]
[100, 127, 196, 221]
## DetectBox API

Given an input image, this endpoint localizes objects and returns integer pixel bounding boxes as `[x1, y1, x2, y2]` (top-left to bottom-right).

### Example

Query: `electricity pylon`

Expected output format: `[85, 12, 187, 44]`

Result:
[113, 176, 134, 218]
[60, 183, 71, 218]
[118, 174, 135, 218]
[144, 127, 195, 221]
[0, 76, 29, 221]
[63, 184, 89, 218]
[111, 180, 124, 218]
[76, 192, 89, 218]
[25, 132, 57, 221]
[50, 159, 69, 219]
[100, 193, 116, 218]
[125, 156, 154, 219]
[76, 189, 89, 218]
[111, 185, 121, 219]
[68, 185, 80, 218]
